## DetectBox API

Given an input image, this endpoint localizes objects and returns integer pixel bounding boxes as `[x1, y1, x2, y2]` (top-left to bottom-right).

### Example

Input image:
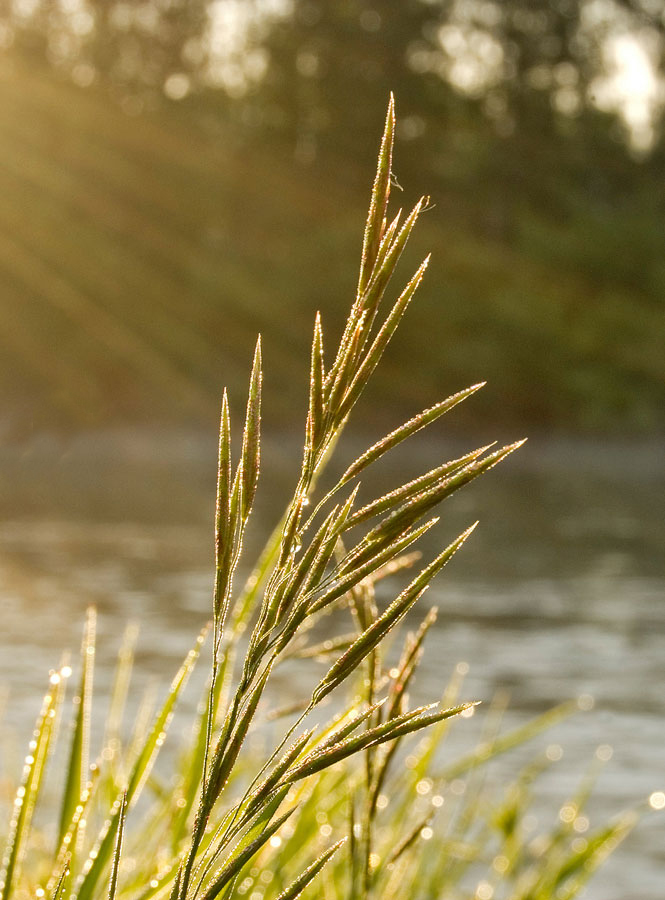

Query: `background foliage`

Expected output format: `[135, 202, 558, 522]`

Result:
[0, 0, 664, 433]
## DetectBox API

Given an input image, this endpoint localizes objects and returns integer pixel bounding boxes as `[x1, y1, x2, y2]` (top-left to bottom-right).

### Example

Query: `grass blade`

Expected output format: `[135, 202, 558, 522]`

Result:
[171, 648, 231, 853]
[127, 625, 207, 801]
[239, 336, 262, 523]
[214, 390, 232, 621]
[334, 255, 429, 423]
[107, 791, 127, 900]
[336, 383, 486, 489]
[200, 807, 295, 900]
[309, 518, 439, 614]
[294, 634, 358, 660]
[103, 622, 138, 758]
[435, 700, 581, 784]
[358, 96, 394, 299]
[386, 607, 438, 721]
[343, 445, 492, 531]
[48, 775, 96, 898]
[344, 443, 524, 572]
[307, 312, 326, 455]
[58, 607, 95, 850]
[205, 661, 273, 807]
[51, 862, 70, 900]
[282, 703, 474, 785]
[0, 667, 67, 900]
[75, 627, 207, 900]
[312, 524, 477, 704]
[352, 197, 427, 355]
[274, 838, 346, 900]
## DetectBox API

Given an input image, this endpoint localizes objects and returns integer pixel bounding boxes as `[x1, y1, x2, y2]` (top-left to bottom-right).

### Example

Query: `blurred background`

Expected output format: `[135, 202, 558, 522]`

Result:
[0, 3, 663, 897]
[0, 0, 664, 434]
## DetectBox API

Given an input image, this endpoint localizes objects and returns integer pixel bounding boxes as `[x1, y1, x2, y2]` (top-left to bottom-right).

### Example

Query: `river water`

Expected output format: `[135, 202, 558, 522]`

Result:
[0, 430, 663, 898]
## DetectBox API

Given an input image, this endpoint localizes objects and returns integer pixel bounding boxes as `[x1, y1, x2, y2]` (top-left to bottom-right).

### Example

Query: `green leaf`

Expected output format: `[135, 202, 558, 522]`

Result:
[336, 383, 487, 489]
[283, 702, 474, 784]
[239, 336, 262, 523]
[50, 862, 70, 900]
[75, 626, 206, 900]
[214, 390, 232, 620]
[312, 524, 477, 704]
[334, 254, 429, 423]
[386, 606, 438, 721]
[58, 607, 95, 851]
[358, 96, 395, 300]
[0, 666, 66, 900]
[352, 197, 427, 353]
[171, 648, 231, 853]
[307, 312, 326, 455]
[342, 445, 492, 531]
[205, 661, 273, 807]
[106, 791, 127, 900]
[274, 839, 346, 900]
[309, 517, 439, 614]
[344, 442, 524, 572]
[200, 807, 295, 900]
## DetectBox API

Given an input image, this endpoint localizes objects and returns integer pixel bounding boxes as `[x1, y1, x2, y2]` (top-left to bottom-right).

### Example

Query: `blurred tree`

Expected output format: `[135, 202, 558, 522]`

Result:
[4, 0, 664, 157]
[241, 1, 664, 233]
[1, 0, 664, 430]
[4, 0, 663, 279]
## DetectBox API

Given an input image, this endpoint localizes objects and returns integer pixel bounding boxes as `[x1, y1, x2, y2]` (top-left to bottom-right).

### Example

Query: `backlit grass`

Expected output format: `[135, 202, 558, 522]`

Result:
[0, 101, 642, 900]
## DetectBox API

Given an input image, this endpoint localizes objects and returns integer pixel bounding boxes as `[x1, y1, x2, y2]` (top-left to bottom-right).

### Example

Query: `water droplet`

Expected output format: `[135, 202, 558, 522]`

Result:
[416, 778, 432, 796]
[559, 804, 577, 824]
[476, 880, 493, 900]
[649, 791, 665, 810]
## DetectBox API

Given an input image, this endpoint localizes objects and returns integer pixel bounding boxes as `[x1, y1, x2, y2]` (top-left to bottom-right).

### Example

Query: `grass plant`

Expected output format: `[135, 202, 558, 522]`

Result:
[0, 100, 639, 900]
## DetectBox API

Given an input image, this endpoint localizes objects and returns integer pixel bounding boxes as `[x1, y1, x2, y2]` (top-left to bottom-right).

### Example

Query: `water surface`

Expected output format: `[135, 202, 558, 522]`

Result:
[1, 431, 663, 898]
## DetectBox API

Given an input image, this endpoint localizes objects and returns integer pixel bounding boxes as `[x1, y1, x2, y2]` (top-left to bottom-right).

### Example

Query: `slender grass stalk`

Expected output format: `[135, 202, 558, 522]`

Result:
[58, 608, 95, 852]
[106, 792, 127, 900]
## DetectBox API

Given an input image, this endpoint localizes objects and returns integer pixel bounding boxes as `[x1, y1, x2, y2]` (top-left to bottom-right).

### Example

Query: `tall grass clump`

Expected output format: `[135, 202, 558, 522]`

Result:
[0, 99, 640, 900]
